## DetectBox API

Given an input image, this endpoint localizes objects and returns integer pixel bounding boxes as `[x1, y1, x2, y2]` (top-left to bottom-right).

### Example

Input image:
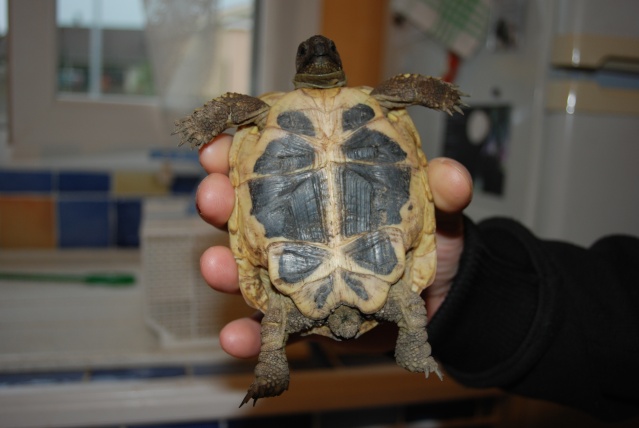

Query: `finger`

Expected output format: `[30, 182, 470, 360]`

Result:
[196, 173, 234, 228]
[200, 246, 239, 294]
[199, 134, 232, 175]
[428, 157, 473, 215]
[428, 157, 473, 237]
[219, 316, 262, 359]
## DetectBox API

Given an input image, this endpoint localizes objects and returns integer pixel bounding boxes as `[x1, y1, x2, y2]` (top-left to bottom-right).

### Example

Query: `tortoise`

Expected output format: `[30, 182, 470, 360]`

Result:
[174, 35, 466, 406]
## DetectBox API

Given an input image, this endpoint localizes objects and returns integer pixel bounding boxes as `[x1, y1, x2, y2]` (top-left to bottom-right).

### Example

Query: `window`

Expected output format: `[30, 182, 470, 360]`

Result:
[9, 0, 288, 158]
[8, 0, 321, 159]
[57, 0, 154, 98]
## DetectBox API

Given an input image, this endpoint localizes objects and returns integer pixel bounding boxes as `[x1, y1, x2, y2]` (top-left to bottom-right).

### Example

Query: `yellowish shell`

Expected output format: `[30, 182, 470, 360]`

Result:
[227, 86, 436, 338]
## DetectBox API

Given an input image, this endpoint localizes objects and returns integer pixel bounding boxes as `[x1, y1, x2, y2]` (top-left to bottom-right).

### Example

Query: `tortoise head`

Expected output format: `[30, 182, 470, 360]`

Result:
[293, 35, 347, 89]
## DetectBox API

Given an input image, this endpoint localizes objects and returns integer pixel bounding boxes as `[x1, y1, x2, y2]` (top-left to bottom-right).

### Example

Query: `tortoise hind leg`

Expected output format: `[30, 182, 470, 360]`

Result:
[241, 297, 314, 407]
[241, 300, 290, 407]
[377, 279, 442, 380]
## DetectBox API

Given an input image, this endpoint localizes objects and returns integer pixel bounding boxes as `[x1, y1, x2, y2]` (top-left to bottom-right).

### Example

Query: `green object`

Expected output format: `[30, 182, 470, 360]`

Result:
[0, 272, 136, 286]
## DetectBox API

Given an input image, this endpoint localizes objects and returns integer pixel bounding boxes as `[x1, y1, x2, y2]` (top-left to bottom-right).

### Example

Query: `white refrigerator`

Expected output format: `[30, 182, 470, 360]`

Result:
[388, 0, 639, 246]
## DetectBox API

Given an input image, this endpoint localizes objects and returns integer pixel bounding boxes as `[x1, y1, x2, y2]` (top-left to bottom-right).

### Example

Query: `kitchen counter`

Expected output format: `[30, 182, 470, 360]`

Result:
[0, 249, 502, 428]
[0, 249, 237, 371]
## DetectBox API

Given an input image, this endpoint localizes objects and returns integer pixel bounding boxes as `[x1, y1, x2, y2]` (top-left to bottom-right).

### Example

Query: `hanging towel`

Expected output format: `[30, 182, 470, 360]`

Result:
[393, 0, 492, 58]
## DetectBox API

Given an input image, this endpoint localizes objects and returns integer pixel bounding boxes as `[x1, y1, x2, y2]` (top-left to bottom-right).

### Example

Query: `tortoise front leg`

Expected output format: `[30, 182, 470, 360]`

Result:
[371, 74, 467, 115]
[173, 92, 270, 148]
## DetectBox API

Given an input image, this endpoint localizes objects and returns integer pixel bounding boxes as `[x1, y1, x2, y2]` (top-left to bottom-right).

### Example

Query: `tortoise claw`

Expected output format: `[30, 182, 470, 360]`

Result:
[239, 393, 258, 408]
[239, 377, 289, 408]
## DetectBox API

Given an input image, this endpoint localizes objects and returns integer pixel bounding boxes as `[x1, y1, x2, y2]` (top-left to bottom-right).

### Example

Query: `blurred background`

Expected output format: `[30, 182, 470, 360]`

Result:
[1, 0, 638, 427]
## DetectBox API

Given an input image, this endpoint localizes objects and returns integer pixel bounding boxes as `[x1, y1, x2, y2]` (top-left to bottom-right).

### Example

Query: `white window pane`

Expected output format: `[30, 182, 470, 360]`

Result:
[144, 0, 254, 113]
[8, 0, 322, 157]
[57, 0, 153, 97]
[9, 0, 256, 156]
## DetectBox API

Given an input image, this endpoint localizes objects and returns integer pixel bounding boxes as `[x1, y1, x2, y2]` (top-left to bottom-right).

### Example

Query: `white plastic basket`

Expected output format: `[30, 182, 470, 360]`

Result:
[141, 197, 253, 348]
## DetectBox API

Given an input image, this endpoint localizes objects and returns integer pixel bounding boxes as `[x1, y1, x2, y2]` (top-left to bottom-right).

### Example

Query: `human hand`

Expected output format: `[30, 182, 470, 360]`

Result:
[196, 134, 473, 359]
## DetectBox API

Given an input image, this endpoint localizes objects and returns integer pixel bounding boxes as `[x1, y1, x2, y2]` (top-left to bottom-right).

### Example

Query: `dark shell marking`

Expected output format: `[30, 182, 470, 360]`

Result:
[277, 244, 329, 283]
[249, 171, 327, 243]
[342, 103, 375, 131]
[253, 134, 315, 174]
[277, 110, 316, 136]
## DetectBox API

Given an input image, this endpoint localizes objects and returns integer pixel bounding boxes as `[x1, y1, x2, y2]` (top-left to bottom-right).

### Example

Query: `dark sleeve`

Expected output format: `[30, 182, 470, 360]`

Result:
[428, 217, 639, 421]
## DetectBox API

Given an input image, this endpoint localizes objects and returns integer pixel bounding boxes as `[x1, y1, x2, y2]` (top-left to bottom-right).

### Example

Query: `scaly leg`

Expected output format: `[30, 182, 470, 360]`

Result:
[241, 298, 314, 407]
[241, 302, 289, 407]
[377, 280, 442, 379]
[370, 74, 467, 115]
[173, 92, 270, 148]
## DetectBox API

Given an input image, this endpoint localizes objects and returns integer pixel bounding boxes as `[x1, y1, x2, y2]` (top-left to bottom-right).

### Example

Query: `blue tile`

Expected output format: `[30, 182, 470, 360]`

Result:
[0, 371, 84, 387]
[0, 170, 53, 192]
[116, 199, 141, 247]
[91, 366, 186, 381]
[191, 361, 254, 376]
[171, 174, 202, 194]
[58, 198, 112, 247]
[58, 171, 110, 192]
[149, 148, 199, 163]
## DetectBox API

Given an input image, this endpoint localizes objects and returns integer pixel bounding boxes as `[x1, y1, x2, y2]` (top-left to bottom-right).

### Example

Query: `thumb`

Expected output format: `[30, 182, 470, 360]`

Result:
[428, 157, 473, 236]
[425, 158, 473, 316]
